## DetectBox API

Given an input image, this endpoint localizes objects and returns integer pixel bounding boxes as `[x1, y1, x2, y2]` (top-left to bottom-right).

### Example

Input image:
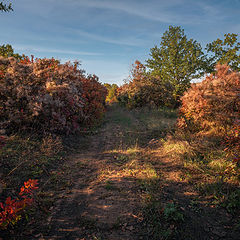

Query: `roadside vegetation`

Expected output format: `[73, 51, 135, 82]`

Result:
[0, 23, 239, 239]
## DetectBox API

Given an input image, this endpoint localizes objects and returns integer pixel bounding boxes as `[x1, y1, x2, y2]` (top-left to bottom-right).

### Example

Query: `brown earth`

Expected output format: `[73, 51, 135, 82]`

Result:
[33, 106, 239, 240]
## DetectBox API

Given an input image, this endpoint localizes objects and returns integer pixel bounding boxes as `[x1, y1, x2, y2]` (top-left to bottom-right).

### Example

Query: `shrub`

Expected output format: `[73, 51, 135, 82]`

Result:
[81, 74, 107, 125]
[117, 60, 175, 108]
[0, 57, 107, 134]
[178, 64, 240, 135]
[224, 121, 240, 169]
[0, 179, 38, 229]
[104, 83, 118, 104]
[178, 64, 240, 174]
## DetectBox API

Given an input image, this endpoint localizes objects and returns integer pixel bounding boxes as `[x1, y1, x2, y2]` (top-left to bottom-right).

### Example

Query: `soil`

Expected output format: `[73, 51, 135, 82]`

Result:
[14, 106, 239, 240]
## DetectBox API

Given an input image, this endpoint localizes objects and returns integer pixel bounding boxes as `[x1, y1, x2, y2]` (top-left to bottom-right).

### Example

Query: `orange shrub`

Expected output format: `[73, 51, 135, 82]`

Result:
[0, 179, 38, 229]
[178, 64, 240, 134]
[117, 60, 150, 108]
[224, 121, 240, 167]
[178, 64, 240, 169]
[81, 74, 107, 125]
[0, 57, 106, 134]
[117, 60, 174, 108]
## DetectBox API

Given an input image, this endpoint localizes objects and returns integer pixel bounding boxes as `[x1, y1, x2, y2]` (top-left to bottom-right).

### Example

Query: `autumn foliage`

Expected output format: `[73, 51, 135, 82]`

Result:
[81, 75, 107, 125]
[117, 60, 154, 108]
[224, 122, 240, 167]
[178, 64, 240, 133]
[0, 179, 38, 229]
[178, 64, 240, 167]
[117, 60, 176, 108]
[0, 56, 107, 134]
[117, 60, 149, 108]
[104, 83, 118, 104]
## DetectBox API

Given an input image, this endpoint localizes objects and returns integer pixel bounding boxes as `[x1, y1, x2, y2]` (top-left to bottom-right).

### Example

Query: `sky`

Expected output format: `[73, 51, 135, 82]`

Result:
[0, 0, 240, 85]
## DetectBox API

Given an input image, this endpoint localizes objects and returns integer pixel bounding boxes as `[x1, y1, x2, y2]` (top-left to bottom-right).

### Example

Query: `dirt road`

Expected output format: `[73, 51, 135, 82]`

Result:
[41, 106, 239, 240]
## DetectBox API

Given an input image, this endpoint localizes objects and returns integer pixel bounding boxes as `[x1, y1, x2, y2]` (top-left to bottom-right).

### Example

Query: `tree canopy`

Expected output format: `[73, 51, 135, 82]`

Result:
[206, 33, 240, 72]
[117, 26, 240, 109]
[146, 26, 205, 103]
[104, 83, 119, 104]
[0, 44, 23, 59]
[0, 1, 12, 12]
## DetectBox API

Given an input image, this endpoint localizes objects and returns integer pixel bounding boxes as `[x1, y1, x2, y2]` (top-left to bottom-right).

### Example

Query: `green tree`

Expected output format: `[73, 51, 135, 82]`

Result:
[146, 26, 205, 105]
[0, 44, 23, 60]
[206, 33, 240, 72]
[0, 1, 12, 12]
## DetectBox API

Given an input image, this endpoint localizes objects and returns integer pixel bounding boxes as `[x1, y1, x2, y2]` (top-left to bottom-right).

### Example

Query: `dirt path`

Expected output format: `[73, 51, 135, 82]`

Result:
[42, 107, 145, 239]
[40, 106, 239, 240]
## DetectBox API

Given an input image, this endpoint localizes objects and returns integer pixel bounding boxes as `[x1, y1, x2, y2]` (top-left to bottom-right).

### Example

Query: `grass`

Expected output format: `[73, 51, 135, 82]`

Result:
[98, 105, 184, 239]
[2, 104, 238, 239]
[159, 128, 240, 217]
[0, 134, 64, 187]
[103, 105, 177, 152]
[104, 180, 119, 191]
[0, 133, 70, 237]
[105, 105, 133, 128]
[141, 199, 184, 239]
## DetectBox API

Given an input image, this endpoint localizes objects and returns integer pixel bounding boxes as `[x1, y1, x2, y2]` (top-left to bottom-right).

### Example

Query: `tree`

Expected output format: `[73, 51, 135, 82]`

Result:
[117, 60, 174, 108]
[104, 83, 118, 104]
[0, 1, 12, 12]
[206, 33, 240, 72]
[146, 26, 205, 105]
[0, 44, 23, 60]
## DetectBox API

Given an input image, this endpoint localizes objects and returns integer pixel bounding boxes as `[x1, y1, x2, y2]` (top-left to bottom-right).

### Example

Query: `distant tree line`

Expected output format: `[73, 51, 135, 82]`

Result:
[0, 24, 239, 109]
[104, 83, 119, 104]
[117, 26, 240, 108]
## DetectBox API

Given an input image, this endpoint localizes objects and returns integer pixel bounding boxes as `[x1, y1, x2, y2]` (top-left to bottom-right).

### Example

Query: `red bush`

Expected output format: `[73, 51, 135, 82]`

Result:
[117, 60, 175, 108]
[0, 57, 107, 134]
[178, 64, 240, 170]
[0, 179, 38, 229]
[178, 64, 240, 134]
[81, 75, 107, 125]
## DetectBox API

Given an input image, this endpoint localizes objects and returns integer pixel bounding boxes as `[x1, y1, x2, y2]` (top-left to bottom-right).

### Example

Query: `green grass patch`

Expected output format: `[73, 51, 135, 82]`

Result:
[141, 200, 184, 240]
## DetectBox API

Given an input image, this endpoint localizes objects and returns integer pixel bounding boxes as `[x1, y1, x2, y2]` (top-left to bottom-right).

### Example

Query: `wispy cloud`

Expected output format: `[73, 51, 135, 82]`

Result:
[70, 0, 184, 23]
[13, 44, 103, 56]
[68, 0, 223, 24]
[2, 0, 239, 85]
[72, 28, 148, 47]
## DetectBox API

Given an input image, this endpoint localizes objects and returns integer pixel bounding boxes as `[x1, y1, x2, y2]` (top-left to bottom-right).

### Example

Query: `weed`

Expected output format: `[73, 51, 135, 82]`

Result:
[141, 200, 183, 240]
[114, 154, 129, 166]
[189, 199, 202, 213]
[163, 202, 184, 222]
[104, 180, 119, 191]
[222, 189, 240, 213]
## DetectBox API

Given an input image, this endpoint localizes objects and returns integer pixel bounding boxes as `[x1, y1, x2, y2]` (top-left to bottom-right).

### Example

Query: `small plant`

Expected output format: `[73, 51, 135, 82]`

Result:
[105, 180, 118, 191]
[163, 202, 184, 222]
[0, 179, 38, 229]
[222, 189, 240, 213]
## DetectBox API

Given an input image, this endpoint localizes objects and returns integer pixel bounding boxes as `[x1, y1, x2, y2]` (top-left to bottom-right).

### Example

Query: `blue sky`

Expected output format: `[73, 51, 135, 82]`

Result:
[0, 0, 239, 85]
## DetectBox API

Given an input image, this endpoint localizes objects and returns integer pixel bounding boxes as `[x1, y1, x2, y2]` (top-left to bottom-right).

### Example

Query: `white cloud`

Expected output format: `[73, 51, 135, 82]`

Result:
[67, 0, 223, 25]
[69, 0, 183, 23]
[72, 28, 148, 47]
[13, 44, 103, 56]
